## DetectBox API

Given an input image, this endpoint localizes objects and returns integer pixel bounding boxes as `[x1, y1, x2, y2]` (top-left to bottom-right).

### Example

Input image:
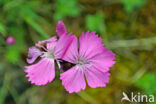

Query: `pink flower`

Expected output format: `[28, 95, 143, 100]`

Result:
[24, 20, 116, 93]
[25, 21, 74, 85]
[60, 31, 115, 93]
[6, 36, 15, 45]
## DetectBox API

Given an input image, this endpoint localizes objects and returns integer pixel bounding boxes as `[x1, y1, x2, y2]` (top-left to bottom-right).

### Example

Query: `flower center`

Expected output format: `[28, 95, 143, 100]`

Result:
[41, 51, 55, 60]
[76, 57, 90, 70]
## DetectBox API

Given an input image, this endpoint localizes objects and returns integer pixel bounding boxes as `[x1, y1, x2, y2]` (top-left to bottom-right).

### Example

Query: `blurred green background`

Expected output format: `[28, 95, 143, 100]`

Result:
[0, 0, 156, 104]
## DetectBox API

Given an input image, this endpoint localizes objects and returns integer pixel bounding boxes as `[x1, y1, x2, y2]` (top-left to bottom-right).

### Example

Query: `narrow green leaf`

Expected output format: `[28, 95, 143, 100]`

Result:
[77, 91, 99, 104]
[0, 23, 6, 36]
[0, 74, 9, 104]
[24, 17, 50, 39]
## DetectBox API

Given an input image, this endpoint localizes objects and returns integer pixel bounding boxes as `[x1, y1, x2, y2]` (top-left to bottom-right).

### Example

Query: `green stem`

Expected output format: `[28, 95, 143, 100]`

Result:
[105, 37, 156, 49]
[0, 74, 9, 104]
[77, 91, 99, 104]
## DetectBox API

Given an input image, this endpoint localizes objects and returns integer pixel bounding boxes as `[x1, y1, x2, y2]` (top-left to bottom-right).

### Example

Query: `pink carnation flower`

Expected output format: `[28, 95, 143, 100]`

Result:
[24, 20, 116, 93]
[60, 31, 115, 93]
[25, 21, 74, 85]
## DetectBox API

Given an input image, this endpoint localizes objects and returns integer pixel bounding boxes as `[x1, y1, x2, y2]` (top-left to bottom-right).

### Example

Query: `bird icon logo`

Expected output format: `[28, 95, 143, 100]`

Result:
[121, 92, 131, 102]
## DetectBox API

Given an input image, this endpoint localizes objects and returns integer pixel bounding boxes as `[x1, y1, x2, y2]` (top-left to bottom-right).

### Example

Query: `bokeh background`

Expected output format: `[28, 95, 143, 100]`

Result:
[0, 0, 156, 104]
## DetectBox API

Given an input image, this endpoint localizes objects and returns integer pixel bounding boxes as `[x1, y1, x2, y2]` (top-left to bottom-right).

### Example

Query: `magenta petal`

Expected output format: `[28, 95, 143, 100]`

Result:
[35, 36, 57, 47]
[79, 31, 105, 60]
[25, 58, 55, 85]
[26, 47, 42, 64]
[46, 38, 57, 51]
[90, 50, 115, 72]
[45, 36, 57, 43]
[62, 36, 79, 63]
[84, 66, 110, 88]
[56, 21, 66, 37]
[54, 33, 74, 59]
[60, 67, 86, 93]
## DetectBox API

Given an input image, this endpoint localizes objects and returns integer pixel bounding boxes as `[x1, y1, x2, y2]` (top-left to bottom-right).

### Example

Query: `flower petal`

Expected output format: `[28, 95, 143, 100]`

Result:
[25, 58, 55, 85]
[45, 36, 57, 43]
[90, 50, 115, 72]
[60, 67, 86, 93]
[26, 47, 42, 64]
[56, 21, 66, 37]
[79, 31, 105, 60]
[35, 36, 57, 48]
[84, 66, 110, 88]
[46, 38, 58, 51]
[54, 33, 74, 59]
[62, 36, 79, 63]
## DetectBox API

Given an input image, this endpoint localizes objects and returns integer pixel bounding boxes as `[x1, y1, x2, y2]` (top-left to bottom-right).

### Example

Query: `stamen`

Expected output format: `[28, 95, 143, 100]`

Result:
[56, 60, 61, 69]
[77, 57, 90, 70]
[41, 51, 55, 60]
